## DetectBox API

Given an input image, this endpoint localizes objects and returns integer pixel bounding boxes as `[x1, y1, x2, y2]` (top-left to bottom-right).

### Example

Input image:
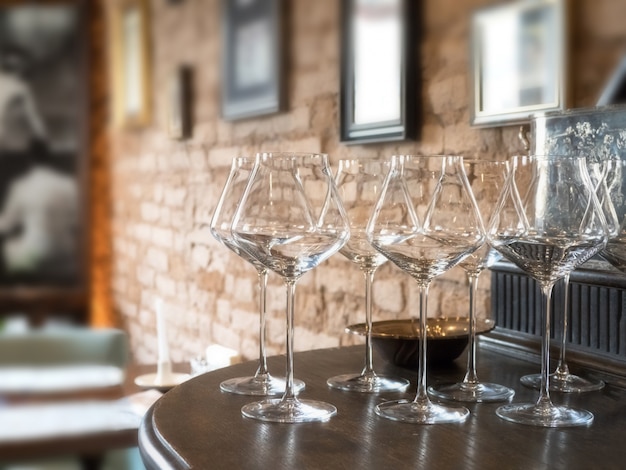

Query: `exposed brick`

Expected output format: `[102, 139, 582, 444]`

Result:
[164, 187, 187, 207]
[136, 266, 155, 287]
[155, 275, 177, 297]
[189, 147, 208, 170]
[146, 247, 169, 272]
[152, 227, 174, 248]
[141, 202, 160, 222]
[373, 278, 406, 315]
[191, 245, 210, 269]
[208, 146, 239, 168]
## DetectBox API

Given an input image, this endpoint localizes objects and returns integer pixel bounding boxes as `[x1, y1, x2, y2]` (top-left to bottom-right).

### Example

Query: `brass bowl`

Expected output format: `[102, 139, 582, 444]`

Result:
[346, 317, 496, 368]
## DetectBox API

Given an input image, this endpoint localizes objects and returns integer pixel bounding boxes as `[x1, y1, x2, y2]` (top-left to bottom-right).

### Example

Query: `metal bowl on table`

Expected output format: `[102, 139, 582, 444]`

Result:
[346, 317, 496, 368]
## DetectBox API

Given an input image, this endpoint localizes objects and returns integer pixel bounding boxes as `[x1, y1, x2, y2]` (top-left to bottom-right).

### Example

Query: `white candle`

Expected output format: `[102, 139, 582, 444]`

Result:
[155, 298, 173, 385]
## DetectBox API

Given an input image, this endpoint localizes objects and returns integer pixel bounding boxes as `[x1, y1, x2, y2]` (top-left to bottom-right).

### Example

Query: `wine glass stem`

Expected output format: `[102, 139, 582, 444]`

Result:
[538, 282, 556, 409]
[555, 273, 571, 377]
[283, 278, 298, 400]
[362, 268, 376, 376]
[255, 269, 270, 378]
[414, 282, 431, 405]
[463, 271, 480, 385]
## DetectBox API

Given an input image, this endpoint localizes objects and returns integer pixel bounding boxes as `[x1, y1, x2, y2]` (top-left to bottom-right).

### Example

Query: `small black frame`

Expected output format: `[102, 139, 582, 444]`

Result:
[340, 0, 416, 144]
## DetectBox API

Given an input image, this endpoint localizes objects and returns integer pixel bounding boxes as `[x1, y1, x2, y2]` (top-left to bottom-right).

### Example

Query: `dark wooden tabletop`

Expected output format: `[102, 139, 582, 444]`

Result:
[139, 344, 626, 470]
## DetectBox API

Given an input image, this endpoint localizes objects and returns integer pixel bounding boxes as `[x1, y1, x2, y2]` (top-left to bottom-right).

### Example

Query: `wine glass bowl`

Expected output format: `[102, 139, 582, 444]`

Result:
[232, 152, 350, 423]
[327, 158, 410, 393]
[210, 156, 304, 396]
[488, 155, 609, 427]
[366, 155, 485, 424]
[428, 159, 515, 403]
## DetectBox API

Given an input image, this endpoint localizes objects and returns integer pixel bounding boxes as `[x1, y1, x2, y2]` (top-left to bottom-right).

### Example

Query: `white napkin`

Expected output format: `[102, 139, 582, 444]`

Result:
[0, 365, 124, 393]
[0, 389, 162, 442]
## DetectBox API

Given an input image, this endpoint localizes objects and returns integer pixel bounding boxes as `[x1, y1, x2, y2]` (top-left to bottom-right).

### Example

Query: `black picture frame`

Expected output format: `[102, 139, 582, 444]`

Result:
[0, 0, 88, 318]
[221, 0, 285, 121]
[340, 0, 416, 144]
[168, 65, 193, 140]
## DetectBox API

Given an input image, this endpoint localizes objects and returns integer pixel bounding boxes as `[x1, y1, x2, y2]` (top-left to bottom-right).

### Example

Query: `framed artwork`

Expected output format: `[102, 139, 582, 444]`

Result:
[340, 0, 416, 144]
[471, 0, 567, 127]
[109, 0, 152, 128]
[0, 1, 88, 313]
[221, 0, 285, 121]
[167, 66, 193, 140]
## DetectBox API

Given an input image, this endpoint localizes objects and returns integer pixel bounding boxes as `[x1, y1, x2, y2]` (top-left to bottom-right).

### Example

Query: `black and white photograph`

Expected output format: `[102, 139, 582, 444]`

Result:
[471, 0, 566, 127]
[0, 2, 85, 286]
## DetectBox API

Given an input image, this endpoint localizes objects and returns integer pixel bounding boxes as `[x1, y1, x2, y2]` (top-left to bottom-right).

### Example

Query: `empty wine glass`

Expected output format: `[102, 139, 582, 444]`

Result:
[519, 159, 617, 393]
[210, 156, 305, 396]
[327, 158, 410, 393]
[489, 155, 608, 427]
[232, 152, 350, 423]
[367, 155, 484, 424]
[428, 160, 515, 403]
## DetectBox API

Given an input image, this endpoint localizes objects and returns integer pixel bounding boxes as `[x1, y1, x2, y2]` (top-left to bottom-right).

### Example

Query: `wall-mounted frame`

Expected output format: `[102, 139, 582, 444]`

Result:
[340, 0, 416, 144]
[221, 0, 285, 121]
[108, 0, 152, 128]
[168, 66, 193, 140]
[471, 0, 567, 127]
[0, 0, 89, 320]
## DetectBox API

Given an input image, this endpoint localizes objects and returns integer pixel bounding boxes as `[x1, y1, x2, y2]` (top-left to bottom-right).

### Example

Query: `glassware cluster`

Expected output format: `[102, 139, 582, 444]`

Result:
[210, 152, 621, 427]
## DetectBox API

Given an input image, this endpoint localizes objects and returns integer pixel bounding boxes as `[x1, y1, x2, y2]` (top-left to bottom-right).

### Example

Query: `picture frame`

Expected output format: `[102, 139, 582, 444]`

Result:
[0, 0, 89, 319]
[108, 0, 152, 128]
[471, 0, 567, 127]
[221, 0, 285, 121]
[167, 66, 193, 140]
[340, 0, 416, 144]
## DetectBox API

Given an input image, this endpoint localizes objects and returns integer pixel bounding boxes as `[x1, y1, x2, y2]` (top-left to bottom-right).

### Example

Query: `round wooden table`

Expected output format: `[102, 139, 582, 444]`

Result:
[139, 344, 626, 469]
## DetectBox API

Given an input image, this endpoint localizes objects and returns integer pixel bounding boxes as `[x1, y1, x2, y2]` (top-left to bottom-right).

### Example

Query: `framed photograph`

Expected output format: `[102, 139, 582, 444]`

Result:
[0, 1, 88, 314]
[109, 0, 152, 128]
[340, 0, 416, 144]
[471, 0, 567, 127]
[167, 66, 193, 140]
[221, 0, 285, 121]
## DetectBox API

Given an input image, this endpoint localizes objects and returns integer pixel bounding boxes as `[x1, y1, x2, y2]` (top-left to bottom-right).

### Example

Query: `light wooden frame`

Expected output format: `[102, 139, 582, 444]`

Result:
[108, 0, 152, 128]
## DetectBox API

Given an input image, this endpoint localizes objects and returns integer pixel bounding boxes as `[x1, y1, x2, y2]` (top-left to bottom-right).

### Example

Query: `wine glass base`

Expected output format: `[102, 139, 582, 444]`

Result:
[428, 382, 515, 403]
[375, 398, 469, 424]
[496, 402, 593, 427]
[241, 397, 337, 423]
[520, 373, 605, 393]
[327, 373, 409, 393]
[220, 375, 306, 396]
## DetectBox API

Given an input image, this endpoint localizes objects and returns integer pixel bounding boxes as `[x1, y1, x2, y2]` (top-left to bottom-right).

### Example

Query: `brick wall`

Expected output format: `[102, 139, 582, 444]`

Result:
[104, 0, 626, 364]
